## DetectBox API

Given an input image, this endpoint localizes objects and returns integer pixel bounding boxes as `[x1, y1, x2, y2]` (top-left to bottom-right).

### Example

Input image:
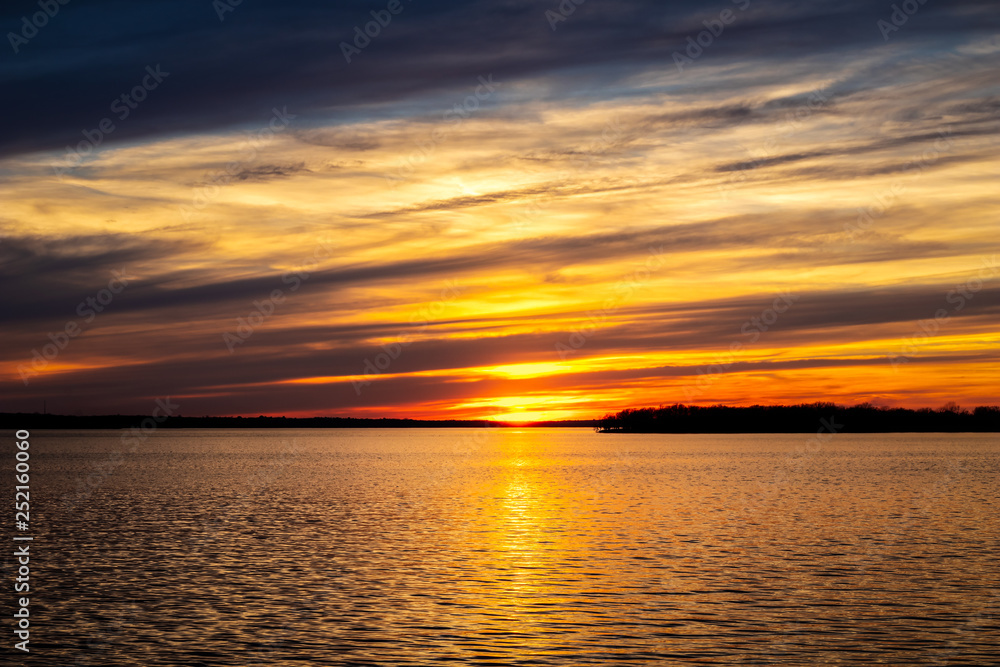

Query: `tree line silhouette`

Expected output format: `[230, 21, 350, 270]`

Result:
[598, 403, 1000, 433]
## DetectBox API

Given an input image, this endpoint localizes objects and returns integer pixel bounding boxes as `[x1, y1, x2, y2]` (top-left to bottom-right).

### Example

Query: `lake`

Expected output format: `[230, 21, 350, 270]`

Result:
[11, 429, 1000, 665]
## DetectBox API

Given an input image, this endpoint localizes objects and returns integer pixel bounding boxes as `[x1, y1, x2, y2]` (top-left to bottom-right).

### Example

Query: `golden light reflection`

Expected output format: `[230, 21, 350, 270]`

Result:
[479, 433, 566, 602]
[423, 428, 667, 643]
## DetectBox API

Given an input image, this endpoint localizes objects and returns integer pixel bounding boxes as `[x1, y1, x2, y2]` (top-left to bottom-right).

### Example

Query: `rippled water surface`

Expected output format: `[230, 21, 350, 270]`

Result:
[14, 429, 1000, 665]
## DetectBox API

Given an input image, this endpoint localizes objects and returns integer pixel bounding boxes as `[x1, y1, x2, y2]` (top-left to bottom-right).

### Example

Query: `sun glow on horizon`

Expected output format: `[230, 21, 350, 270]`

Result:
[3, 18, 998, 417]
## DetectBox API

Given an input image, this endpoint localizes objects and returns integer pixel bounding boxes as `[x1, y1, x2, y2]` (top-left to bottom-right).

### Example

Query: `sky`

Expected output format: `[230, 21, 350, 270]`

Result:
[1, 0, 998, 421]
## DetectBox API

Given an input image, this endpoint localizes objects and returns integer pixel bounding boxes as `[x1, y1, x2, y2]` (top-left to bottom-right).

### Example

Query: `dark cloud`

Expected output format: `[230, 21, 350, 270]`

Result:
[4, 204, 990, 330]
[4, 272, 998, 415]
[227, 162, 308, 182]
[712, 127, 993, 173]
[0, 233, 204, 323]
[3, 0, 998, 159]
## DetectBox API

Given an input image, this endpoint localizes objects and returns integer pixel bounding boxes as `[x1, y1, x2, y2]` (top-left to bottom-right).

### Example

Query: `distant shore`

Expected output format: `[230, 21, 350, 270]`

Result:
[596, 403, 1000, 433]
[0, 413, 598, 430]
[4, 402, 1000, 432]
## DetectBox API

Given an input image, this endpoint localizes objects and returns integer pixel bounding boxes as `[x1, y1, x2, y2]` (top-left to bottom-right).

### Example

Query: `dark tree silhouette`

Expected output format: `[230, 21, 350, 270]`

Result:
[597, 403, 1000, 433]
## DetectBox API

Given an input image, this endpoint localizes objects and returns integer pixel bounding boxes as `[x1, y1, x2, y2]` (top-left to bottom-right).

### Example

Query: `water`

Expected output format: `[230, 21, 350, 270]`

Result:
[10, 428, 1000, 665]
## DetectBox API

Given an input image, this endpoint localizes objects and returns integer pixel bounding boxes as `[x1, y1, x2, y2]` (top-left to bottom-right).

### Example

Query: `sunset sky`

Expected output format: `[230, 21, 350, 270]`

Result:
[1, 0, 998, 421]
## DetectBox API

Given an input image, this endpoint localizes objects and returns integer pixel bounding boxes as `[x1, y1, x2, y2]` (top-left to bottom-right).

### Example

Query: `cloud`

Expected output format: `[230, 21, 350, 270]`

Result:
[226, 162, 308, 182]
[3, 0, 997, 160]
